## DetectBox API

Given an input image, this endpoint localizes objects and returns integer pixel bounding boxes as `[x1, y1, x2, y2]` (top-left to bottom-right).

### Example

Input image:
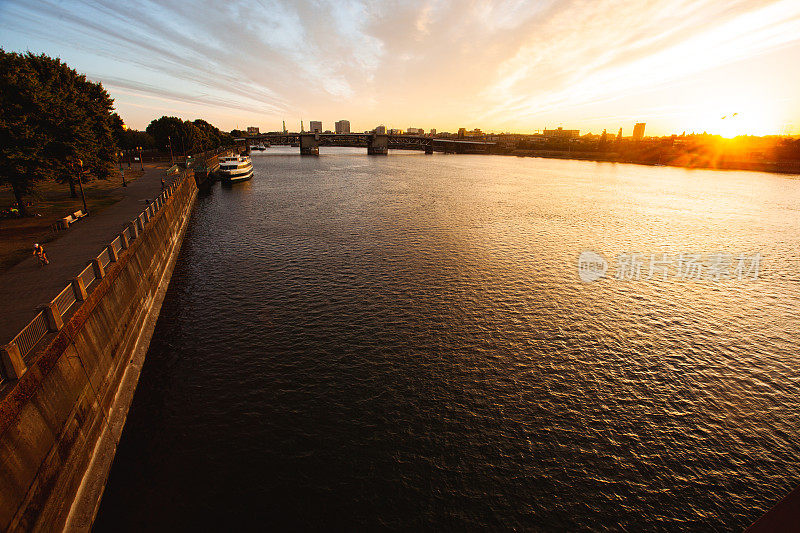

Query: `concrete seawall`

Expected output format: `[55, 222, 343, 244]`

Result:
[0, 172, 198, 531]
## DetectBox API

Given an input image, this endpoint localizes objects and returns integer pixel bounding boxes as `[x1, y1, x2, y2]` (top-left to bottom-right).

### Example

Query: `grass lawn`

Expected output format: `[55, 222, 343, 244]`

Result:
[0, 169, 143, 272]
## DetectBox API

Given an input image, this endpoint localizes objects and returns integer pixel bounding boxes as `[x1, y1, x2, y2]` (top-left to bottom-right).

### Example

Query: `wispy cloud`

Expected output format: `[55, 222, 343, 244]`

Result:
[1, 0, 798, 134]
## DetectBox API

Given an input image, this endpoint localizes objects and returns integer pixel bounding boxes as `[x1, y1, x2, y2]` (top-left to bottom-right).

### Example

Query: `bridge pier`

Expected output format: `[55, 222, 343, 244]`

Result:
[300, 133, 319, 155]
[424, 144, 433, 154]
[367, 134, 388, 155]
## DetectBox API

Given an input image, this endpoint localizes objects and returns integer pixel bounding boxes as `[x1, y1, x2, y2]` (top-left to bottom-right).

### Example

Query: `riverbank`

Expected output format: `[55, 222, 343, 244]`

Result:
[0, 163, 175, 344]
[0, 169, 148, 273]
[0, 170, 198, 532]
[502, 149, 800, 174]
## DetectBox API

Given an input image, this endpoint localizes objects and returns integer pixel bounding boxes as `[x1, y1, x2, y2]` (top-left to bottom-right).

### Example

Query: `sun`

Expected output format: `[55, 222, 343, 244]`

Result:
[705, 101, 782, 138]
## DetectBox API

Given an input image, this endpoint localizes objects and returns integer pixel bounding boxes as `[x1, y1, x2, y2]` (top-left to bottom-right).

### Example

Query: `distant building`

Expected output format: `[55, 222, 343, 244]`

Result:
[406, 127, 424, 135]
[388, 128, 403, 135]
[335, 120, 350, 134]
[633, 122, 646, 141]
[430, 128, 437, 135]
[246, 126, 260, 135]
[309, 121, 322, 133]
[543, 127, 579, 139]
[374, 125, 386, 134]
[458, 128, 467, 137]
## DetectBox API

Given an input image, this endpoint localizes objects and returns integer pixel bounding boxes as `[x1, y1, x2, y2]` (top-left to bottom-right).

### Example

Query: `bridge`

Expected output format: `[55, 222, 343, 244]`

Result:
[243, 132, 495, 155]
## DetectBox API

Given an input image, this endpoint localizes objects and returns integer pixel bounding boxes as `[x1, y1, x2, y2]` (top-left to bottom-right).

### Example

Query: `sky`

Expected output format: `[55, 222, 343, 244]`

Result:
[1, 0, 799, 136]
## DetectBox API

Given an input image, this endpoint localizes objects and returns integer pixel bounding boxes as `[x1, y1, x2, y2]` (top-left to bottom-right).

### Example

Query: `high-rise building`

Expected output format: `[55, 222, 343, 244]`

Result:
[374, 125, 386, 134]
[309, 121, 322, 133]
[407, 127, 424, 135]
[246, 126, 260, 135]
[335, 120, 350, 134]
[430, 129, 437, 136]
[458, 128, 467, 137]
[633, 122, 646, 141]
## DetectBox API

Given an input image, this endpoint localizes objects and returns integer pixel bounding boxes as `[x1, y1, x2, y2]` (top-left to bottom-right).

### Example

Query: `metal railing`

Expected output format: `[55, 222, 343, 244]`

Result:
[10, 312, 49, 363]
[1, 170, 192, 383]
[79, 264, 96, 291]
[97, 248, 111, 268]
[110, 235, 122, 254]
[54, 284, 77, 316]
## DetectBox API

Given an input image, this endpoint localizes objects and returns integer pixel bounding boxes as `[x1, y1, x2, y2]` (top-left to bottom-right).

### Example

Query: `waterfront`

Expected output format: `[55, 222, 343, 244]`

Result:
[96, 148, 800, 530]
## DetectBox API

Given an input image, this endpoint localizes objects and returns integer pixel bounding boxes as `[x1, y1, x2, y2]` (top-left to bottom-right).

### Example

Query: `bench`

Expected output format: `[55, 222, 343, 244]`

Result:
[55, 210, 88, 231]
[59, 214, 75, 230]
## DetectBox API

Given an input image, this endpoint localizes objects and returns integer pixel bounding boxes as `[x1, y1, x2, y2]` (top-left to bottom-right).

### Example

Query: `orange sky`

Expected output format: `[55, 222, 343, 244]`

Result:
[2, 0, 799, 136]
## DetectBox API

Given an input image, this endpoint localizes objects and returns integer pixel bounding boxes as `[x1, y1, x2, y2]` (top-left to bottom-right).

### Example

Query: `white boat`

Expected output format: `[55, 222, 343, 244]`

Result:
[218, 154, 253, 182]
[249, 144, 267, 151]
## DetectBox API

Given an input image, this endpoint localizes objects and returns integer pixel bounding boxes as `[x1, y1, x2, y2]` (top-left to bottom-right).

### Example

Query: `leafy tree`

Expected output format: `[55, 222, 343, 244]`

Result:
[114, 125, 156, 151]
[146, 116, 233, 156]
[0, 50, 118, 214]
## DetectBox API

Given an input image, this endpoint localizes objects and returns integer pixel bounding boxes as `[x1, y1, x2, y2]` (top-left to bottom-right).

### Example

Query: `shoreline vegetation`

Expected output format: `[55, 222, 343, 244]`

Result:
[500, 148, 800, 174]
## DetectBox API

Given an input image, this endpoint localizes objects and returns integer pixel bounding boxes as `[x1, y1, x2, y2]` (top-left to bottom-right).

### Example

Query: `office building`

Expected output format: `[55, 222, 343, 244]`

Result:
[309, 121, 322, 133]
[633, 123, 646, 141]
[335, 120, 350, 134]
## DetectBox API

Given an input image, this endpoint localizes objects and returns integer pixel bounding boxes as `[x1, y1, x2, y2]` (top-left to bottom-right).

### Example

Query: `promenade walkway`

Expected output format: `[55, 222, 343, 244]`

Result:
[0, 163, 181, 344]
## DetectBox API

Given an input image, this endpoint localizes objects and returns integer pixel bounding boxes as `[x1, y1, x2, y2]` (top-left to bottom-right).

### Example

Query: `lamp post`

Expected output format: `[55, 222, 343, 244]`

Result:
[119, 151, 126, 187]
[138, 146, 144, 171]
[168, 136, 175, 165]
[76, 159, 88, 214]
[179, 136, 186, 164]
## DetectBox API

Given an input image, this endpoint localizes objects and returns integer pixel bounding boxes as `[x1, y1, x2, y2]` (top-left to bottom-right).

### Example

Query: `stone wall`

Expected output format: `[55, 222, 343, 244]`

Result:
[0, 172, 198, 532]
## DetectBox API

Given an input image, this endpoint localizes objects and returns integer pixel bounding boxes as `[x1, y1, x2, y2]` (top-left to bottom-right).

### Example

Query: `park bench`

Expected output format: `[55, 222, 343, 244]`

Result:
[55, 209, 88, 231]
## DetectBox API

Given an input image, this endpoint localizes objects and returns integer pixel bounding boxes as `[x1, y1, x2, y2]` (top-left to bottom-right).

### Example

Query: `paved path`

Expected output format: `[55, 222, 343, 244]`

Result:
[0, 164, 182, 344]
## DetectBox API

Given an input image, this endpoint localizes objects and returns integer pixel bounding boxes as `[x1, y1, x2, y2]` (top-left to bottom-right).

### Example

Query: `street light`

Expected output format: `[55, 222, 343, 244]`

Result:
[138, 146, 144, 171]
[76, 159, 88, 214]
[168, 136, 175, 165]
[119, 151, 126, 187]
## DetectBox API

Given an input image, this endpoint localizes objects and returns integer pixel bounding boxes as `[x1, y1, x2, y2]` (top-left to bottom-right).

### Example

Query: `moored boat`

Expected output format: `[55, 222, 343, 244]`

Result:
[218, 154, 253, 182]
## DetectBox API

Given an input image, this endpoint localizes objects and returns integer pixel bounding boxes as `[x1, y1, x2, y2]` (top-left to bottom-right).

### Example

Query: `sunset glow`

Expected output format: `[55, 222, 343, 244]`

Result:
[1, 0, 799, 136]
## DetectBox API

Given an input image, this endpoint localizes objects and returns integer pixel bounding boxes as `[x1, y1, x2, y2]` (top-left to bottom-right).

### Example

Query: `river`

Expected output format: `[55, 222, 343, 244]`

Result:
[95, 147, 800, 530]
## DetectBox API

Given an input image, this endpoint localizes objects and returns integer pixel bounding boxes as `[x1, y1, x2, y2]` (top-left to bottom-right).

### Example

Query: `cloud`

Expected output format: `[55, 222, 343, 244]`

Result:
[1, 0, 798, 133]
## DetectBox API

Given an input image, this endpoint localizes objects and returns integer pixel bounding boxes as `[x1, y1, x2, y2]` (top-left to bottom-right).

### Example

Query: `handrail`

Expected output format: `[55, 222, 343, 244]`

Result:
[0, 170, 190, 382]
[10, 312, 48, 363]
[53, 284, 77, 316]
[97, 248, 111, 268]
[79, 264, 96, 290]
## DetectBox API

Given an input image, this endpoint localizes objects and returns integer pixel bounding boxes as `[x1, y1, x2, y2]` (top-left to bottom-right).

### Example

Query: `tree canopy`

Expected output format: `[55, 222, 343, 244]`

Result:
[146, 116, 233, 156]
[0, 50, 119, 214]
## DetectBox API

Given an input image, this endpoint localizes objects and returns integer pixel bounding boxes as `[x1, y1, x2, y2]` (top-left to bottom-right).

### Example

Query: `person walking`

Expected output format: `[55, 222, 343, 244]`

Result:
[161, 177, 166, 191]
[33, 243, 49, 266]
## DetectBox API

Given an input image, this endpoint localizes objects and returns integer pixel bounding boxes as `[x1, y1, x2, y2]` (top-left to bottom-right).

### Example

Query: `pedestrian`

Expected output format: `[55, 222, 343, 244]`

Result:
[161, 177, 166, 190]
[33, 243, 49, 266]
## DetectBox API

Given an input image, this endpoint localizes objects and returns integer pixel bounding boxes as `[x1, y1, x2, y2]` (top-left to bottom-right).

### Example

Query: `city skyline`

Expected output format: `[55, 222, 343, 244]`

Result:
[2, 0, 799, 136]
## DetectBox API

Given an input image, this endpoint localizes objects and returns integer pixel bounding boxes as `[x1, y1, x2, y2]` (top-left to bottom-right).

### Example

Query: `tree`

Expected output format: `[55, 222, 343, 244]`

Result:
[0, 50, 119, 215]
[146, 116, 233, 156]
